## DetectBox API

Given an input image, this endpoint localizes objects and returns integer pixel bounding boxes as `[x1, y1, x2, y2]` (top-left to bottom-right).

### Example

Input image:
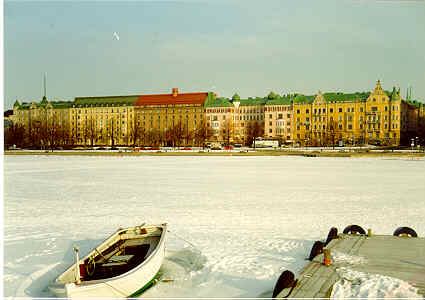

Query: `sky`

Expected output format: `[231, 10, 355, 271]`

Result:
[3, 0, 425, 110]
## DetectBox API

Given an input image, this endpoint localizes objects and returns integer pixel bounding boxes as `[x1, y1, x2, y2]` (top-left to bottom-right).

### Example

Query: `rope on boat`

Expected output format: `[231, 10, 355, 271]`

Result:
[167, 230, 200, 252]
[100, 280, 128, 297]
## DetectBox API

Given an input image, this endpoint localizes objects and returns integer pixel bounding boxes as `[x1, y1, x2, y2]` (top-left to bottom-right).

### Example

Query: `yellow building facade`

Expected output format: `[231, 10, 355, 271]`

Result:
[291, 81, 416, 146]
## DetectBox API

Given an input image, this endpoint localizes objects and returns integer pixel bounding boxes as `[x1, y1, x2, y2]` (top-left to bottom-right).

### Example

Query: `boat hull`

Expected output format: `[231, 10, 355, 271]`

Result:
[49, 224, 167, 298]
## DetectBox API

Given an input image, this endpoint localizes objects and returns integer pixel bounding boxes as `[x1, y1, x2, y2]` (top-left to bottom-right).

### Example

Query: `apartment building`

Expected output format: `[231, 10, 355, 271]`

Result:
[9, 81, 425, 148]
[134, 88, 212, 146]
[264, 97, 293, 142]
[292, 81, 419, 146]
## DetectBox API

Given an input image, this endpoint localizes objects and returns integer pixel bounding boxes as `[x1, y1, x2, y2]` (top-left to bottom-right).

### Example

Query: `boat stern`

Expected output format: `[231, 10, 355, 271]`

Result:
[47, 281, 68, 298]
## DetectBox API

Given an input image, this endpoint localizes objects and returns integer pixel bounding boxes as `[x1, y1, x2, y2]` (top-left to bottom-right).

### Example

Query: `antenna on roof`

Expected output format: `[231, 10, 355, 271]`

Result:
[43, 72, 47, 101]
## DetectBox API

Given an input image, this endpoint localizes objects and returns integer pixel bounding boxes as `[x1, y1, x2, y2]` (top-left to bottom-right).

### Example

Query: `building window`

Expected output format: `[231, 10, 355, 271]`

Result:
[306, 109, 309, 113]
[338, 108, 342, 112]
[330, 108, 333, 113]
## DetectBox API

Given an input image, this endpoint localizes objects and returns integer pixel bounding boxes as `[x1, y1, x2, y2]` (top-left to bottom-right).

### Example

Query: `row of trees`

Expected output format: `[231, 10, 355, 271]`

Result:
[4, 117, 225, 149]
[5, 115, 267, 149]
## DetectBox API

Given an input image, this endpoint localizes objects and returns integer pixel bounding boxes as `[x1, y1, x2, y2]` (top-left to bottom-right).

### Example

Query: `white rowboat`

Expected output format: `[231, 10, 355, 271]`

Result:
[49, 223, 167, 298]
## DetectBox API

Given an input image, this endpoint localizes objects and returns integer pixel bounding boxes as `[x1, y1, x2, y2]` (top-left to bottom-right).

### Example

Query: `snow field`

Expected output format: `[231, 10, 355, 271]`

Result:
[3, 155, 425, 298]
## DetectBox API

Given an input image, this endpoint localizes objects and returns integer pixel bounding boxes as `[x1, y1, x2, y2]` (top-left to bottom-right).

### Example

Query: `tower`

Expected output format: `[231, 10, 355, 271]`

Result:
[43, 72, 47, 101]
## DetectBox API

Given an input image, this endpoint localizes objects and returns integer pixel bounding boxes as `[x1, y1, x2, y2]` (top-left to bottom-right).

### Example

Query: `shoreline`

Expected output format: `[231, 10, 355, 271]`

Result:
[4, 150, 425, 158]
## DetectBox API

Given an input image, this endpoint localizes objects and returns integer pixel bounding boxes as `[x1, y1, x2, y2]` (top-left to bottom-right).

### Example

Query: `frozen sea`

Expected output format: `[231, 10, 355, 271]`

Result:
[3, 155, 425, 298]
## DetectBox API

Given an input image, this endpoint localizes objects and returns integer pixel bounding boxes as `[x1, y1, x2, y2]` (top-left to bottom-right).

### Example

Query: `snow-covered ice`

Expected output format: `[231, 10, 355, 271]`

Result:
[331, 267, 421, 298]
[3, 155, 425, 298]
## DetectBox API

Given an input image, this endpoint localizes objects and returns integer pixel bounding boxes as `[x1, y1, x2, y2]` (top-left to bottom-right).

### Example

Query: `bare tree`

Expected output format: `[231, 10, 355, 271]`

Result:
[246, 121, 263, 148]
[85, 117, 98, 147]
[45, 114, 61, 151]
[327, 120, 338, 149]
[107, 117, 118, 147]
[171, 121, 185, 148]
[194, 119, 213, 148]
[130, 117, 142, 147]
[222, 119, 233, 146]
[29, 118, 43, 149]
[58, 122, 74, 148]
[4, 123, 25, 149]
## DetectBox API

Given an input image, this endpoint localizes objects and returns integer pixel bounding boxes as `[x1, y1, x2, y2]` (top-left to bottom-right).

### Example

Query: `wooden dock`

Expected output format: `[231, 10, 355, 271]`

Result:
[277, 233, 425, 298]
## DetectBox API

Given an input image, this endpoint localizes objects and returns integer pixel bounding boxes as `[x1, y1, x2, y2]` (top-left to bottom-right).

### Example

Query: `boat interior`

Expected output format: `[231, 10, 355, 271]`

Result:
[58, 226, 163, 283]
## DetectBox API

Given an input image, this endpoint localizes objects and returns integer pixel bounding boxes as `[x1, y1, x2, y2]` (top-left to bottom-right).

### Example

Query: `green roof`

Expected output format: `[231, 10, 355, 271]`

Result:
[265, 96, 293, 106]
[17, 99, 73, 110]
[406, 99, 423, 108]
[17, 101, 40, 110]
[50, 101, 73, 109]
[40, 96, 48, 107]
[293, 95, 315, 104]
[73, 95, 139, 107]
[204, 96, 233, 107]
[322, 92, 370, 103]
[237, 98, 268, 106]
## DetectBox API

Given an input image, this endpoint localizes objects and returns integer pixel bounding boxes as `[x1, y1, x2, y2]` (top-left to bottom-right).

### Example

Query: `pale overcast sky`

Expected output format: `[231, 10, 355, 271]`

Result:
[3, 0, 425, 109]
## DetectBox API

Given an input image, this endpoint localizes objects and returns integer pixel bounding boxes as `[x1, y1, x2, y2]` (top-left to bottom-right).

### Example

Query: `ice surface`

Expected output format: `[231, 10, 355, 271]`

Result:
[3, 156, 425, 298]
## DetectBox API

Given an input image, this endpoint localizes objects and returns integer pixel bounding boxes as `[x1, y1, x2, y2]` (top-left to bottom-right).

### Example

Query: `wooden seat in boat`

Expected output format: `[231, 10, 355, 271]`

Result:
[101, 255, 135, 268]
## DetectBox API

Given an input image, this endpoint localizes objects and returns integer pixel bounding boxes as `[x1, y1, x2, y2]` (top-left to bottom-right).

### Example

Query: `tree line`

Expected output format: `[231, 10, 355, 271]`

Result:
[5, 115, 265, 149]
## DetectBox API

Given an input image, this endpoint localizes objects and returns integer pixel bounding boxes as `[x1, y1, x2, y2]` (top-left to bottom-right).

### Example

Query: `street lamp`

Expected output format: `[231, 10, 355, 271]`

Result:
[416, 136, 420, 152]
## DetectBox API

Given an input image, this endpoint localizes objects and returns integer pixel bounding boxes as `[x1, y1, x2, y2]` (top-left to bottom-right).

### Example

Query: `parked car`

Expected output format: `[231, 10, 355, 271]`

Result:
[183, 147, 191, 150]
[110, 147, 119, 150]
[233, 144, 242, 148]
[224, 145, 233, 150]
[96, 147, 106, 150]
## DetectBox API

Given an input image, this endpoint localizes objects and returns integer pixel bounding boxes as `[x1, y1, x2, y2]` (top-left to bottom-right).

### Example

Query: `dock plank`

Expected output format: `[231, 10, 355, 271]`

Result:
[277, 234, 425, 298]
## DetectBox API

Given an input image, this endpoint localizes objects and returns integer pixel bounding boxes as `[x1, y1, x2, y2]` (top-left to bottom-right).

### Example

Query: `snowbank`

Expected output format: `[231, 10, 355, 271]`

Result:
[331, 267, 421, 298]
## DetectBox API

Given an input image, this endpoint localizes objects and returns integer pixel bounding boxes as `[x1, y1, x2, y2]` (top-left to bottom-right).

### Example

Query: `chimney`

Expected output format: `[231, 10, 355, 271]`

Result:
[172, 88, 178, 97]
[213, 93, 217, 99]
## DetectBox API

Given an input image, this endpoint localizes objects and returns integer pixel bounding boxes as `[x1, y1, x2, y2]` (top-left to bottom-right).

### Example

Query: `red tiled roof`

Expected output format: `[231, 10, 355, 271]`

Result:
[135, 91, 209, 106]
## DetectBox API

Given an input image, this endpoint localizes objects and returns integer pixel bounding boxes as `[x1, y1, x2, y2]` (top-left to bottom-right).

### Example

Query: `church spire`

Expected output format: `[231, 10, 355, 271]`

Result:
[373, 79, 384, 95]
